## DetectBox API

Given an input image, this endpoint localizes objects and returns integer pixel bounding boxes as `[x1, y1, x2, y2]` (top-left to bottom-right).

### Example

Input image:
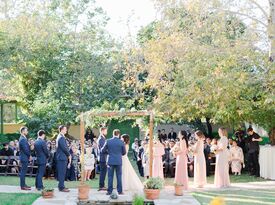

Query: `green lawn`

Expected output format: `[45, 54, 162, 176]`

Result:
[0, 176, 99, 189]
[0, 173, 266, 188]
[193, 189, 275, 205]
[0, 193, 40, 205]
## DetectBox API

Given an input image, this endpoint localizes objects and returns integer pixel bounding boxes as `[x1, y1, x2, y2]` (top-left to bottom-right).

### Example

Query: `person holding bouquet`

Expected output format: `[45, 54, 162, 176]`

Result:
[190, 130, 207, 188]
[214, 127, 230, 188]
[173, 130, 189, 190]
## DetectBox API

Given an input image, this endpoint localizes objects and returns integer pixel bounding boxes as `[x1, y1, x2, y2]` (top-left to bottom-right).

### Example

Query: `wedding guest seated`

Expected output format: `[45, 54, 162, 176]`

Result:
[0, 142, 14, 157]
[168, 128, 177, 140]
[0, 142, 14, 173]
[9, 141, 16, 155]
[228, 138, 233, 149]
[158, 129, 167, 143]
[66, 144, 80, 181]
[131, 138, 139, 161]
[164, 140, 176, 178]
[30, 143, 36, 157]
[85, 128, 96, 143]
[230, 140, 244, 175]
[187, 152, 194, 177]
[204, 137, 211, 176]
[210, 138, 218, 153]
[45, 141, 54, 178]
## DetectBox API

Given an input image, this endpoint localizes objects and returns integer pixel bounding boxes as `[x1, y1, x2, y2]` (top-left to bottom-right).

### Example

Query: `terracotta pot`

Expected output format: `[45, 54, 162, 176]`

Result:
[42, 190, 54, 199]
[144, 189, 160, 200]
[78, 184, 90, 201]
[174, 185, 183, 196]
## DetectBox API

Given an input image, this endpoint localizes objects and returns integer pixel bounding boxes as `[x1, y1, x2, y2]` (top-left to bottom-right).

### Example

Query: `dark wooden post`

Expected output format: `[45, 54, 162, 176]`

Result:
[80, 114, 85, 184]
[149, 111, 154, 177]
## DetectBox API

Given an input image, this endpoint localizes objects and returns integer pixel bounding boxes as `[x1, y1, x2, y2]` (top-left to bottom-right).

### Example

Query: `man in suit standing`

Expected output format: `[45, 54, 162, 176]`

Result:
[168, 128, 177, 140]
[56, 125, 71, 192]
[97, 127, 108, 191]
[136, 140, 144, 177]
[204, 137, 211, 176]
[247, 127, 262, 177]
[102, 129, 126, 195]
[34, 130, 49, 190]
[19, 126, 31, 190]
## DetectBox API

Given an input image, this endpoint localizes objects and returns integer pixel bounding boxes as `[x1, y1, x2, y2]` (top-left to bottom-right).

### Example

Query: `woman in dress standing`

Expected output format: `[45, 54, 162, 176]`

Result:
[192, 130, 207, 188]
[121, 134, 143, 193]
[214, 127, 230, 188]
[173, 130, 189, 190]
[152, 139, 165, 179]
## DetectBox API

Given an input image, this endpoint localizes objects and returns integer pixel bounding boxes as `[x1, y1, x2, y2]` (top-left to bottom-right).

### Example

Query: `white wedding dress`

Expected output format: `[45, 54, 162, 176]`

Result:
[122, 144, 143, 193]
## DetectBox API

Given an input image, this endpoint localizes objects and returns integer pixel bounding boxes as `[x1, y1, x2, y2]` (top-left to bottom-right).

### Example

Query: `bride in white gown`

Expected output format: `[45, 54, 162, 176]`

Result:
[121, 134, 144, 193]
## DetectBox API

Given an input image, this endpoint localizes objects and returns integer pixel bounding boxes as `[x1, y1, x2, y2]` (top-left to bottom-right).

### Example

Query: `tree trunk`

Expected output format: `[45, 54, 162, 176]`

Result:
[268, 0, 275, 145]
[206, 117, 213, 138]
[270, 127, 275, 145]
[194, 118, 207, 135]
[269, 0, 275, 61]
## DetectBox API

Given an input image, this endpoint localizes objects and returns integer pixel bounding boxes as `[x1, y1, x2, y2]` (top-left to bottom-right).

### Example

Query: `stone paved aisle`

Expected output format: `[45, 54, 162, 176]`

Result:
[1, 181, 275, 205]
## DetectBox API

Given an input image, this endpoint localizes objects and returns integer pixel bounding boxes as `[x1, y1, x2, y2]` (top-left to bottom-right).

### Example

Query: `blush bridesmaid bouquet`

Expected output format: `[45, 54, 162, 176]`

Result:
[171, 143, 181, 154]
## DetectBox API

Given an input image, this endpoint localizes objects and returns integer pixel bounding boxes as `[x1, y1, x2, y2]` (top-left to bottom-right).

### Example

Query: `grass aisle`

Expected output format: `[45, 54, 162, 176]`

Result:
[0, 193, 40, 205]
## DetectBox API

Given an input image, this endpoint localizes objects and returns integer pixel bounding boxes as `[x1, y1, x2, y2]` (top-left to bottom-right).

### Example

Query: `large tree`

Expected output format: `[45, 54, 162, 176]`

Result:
[122, 0, 273, 137]
[0, 0, 122, 136]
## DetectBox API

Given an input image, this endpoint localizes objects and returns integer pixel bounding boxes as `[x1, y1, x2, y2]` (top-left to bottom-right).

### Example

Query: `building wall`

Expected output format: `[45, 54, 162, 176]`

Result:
[3, 123, 24, 133]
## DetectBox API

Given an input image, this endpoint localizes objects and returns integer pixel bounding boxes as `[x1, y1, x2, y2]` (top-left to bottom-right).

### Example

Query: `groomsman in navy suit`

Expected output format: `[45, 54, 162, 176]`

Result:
[19, 126, 31, 190]
[102, 129, 126, 195]
[34, 130, 49, 190]
[97, 127, 108, 191]
[56, 125, 71, 192]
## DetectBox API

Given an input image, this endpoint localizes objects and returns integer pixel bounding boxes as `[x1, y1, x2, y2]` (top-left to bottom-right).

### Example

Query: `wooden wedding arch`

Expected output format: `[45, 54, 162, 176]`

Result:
[79, 110, 155, 183]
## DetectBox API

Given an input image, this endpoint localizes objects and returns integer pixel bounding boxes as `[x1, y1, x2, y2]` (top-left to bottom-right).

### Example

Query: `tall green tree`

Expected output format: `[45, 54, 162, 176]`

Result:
[123, 0, 273, 137]
[0, 0, 121, 136]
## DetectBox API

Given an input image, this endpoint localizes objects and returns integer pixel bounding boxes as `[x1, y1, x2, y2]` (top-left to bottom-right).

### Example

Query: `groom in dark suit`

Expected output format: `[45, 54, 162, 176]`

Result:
[56, 125, 71, 192]
[102, 129, 126, 195]
[34, 130, 49, 190]
[19, 126, 31, 190]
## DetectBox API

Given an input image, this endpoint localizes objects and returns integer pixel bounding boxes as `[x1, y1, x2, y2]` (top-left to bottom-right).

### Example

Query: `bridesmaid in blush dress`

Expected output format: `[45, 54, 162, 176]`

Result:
[192, 130, 207, 188]
[152, 140, 165, 179]
[173, 131, 189, 190]
[214, 127, 230, 188]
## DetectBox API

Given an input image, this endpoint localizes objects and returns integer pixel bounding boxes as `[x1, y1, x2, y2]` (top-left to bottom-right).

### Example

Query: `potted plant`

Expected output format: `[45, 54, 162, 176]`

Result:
[42, 188, 54, 198]
[174, 182, 184, 196]
[144, 177, 164, 200]
[78, 117, 90, 201]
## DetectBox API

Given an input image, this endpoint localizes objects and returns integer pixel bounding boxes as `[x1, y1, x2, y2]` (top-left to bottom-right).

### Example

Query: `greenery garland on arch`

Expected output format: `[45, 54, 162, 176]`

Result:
[79, 108, 153, 131]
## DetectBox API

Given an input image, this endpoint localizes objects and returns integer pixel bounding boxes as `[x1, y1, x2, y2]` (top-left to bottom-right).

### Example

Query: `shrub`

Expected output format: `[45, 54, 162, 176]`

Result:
[144, 177, 164, 190]
[132, 194, 144, 205]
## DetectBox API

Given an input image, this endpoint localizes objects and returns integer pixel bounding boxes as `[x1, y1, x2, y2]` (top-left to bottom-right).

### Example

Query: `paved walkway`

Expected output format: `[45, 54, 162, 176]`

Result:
[0, 181, 275, 205]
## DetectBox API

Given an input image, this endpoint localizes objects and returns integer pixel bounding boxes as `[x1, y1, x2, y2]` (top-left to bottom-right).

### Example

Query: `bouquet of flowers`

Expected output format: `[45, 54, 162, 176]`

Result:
[172, 143, 181, 154]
